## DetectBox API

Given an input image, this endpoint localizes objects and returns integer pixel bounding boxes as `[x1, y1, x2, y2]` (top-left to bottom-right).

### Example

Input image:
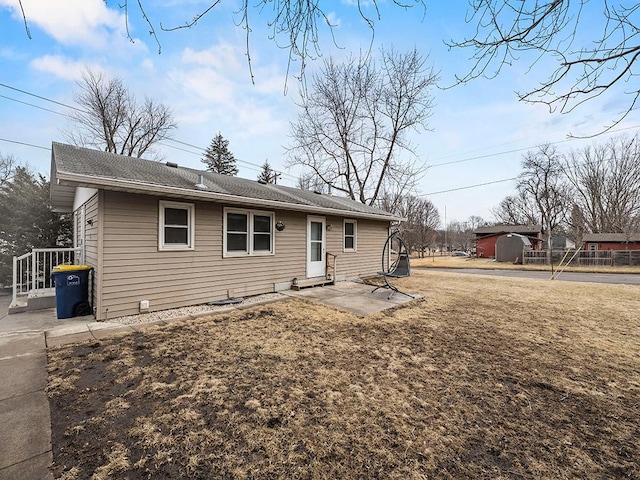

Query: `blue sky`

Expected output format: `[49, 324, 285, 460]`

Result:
[1, 0, 639, 224]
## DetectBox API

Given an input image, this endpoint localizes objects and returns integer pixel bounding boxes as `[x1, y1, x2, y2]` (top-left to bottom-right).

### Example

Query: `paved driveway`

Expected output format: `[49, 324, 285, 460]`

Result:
[417, 268, 640, 286]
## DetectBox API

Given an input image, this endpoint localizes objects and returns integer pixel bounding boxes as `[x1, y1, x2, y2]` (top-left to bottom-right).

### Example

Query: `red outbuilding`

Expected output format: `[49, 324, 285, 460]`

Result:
[473, 225, 543, 258]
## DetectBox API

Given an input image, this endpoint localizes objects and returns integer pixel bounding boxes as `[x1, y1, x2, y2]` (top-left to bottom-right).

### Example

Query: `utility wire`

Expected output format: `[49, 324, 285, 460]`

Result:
[0, 82, 298, 182]
[428, 124, 640, 168]
[0, 82, 84, 112]
[0, 137, 50, 150]
[0, 94, 74, 118]
[421, 177, 518, 196]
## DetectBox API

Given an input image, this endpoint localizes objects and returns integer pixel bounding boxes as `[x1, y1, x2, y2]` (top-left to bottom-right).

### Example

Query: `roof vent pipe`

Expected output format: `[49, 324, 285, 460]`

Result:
[195, 174, 208, 190]
[166, 161, 178, 168]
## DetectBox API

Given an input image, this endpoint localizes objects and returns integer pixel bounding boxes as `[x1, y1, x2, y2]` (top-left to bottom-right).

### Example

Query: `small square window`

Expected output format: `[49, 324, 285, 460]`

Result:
[159, 201, 195, 250]
[343, 220, 357, 252]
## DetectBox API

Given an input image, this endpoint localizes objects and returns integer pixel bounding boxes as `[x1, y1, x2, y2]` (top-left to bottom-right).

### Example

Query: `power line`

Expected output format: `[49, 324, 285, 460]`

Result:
[428, 124, 640, 168]
[0, 94, 74, 118]
[421, 177, 518, 196]
[0, 82, 83, 112]
[0, 138, 50, 150]
[0, 82, 298, 182]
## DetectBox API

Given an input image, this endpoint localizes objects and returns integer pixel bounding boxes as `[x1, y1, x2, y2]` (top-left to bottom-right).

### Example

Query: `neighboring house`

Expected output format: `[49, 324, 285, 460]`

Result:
[50, 143, 400, 320]
[582, 233, 640, 251]
[473, 225, 543, 258]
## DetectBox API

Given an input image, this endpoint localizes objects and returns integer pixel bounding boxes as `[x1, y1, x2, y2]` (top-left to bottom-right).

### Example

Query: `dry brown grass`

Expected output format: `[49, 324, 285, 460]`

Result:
[47, 271, 640, 479]
[412, 255, 640, 273]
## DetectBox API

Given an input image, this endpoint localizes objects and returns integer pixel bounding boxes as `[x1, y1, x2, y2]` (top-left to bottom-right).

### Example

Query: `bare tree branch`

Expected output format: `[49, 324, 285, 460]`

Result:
[449, 1, 640, 132]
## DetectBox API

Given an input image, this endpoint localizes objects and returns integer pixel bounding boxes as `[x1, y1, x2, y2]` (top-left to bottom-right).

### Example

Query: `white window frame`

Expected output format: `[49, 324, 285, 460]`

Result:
[158, 200, 195, 251]
[343, 219, 357, 252]
[223, 207, 275, 257]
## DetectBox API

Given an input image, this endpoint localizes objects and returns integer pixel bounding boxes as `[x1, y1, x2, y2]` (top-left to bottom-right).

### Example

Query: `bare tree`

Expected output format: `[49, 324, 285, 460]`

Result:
[448, 1, 640, 129]
[564, 134, 640, 234]
[288, 48, 437, 206]
[519, 144, 570, 262]
[566, 203, 587, 245]
[297, 172, 329, 193]
[390, 196, 440, 256]
[492, 191, 539, 225]
[447, 221, 476, 252]
[0, 153, 17, 187]
[65, 70, 176, 159]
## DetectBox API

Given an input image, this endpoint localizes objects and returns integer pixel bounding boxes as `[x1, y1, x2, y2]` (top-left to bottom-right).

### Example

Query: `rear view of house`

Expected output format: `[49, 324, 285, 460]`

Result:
[49, 143, 399, 320]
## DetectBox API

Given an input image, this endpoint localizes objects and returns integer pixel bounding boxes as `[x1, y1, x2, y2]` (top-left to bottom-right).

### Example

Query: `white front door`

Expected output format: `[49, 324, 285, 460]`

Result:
[307, 216, 326, 278]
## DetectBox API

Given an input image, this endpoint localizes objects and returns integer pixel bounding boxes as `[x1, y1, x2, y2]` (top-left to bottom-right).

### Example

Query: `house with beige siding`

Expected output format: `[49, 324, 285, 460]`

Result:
[49, 143, 400, 320]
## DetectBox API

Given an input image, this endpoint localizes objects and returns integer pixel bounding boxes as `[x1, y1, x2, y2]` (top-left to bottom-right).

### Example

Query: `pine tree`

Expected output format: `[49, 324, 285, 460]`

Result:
[0, 166, 72, 285]
[257, 160, 277, 184]
[201, 132, 238, 175]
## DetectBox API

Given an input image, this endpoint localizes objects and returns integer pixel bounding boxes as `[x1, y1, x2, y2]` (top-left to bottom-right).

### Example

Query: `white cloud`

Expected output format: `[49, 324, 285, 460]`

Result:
[29, 54, 103, 80]
[0, 0, 127, 48]
[181, 44, 244, 73]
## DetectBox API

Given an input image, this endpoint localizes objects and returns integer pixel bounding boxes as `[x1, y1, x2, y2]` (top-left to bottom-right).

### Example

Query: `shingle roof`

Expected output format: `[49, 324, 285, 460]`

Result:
[583, 233, 640, 243]
[50, 142, 399, 221]
[473, 224, 542, 235]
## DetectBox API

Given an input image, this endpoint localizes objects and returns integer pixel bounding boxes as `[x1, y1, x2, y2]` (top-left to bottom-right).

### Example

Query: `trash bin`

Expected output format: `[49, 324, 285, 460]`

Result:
[51, 265, 93, 319]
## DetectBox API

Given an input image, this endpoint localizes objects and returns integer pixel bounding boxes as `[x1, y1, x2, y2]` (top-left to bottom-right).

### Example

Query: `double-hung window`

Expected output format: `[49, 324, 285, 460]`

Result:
[159, 201, 195, 250]
[343, 219, 357, 252]
[224, 208, 274, 256]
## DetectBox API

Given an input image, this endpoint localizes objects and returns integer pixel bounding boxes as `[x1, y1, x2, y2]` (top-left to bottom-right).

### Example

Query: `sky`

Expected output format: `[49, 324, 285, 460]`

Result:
[1, 0, 639, 225]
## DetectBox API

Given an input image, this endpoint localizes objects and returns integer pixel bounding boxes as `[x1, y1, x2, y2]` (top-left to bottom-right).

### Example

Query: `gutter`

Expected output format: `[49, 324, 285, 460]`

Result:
[55, 171, 403, 222]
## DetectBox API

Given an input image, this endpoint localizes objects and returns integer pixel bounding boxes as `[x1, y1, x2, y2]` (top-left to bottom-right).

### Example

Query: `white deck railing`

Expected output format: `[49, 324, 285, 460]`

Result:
[12, 247, 83, 305]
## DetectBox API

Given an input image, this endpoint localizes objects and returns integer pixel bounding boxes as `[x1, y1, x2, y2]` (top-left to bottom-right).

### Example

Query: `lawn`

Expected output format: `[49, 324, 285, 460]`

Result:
[412, 254, 640, 274]
[47, 271, 640, 479]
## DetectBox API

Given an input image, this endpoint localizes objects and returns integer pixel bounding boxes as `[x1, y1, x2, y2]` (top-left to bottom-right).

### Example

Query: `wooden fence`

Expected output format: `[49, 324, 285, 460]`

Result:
[522, 249, 640, 267]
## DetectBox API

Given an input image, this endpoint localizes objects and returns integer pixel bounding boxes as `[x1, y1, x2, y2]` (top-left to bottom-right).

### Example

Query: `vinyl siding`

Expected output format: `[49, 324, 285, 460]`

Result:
[73, 192, 100, 312]
[325, 216, 388, 279]
[97, 191, 389, 319]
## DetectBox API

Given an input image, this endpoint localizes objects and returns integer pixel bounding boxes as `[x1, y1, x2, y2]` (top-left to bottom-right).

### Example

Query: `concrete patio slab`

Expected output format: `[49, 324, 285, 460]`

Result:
[0, 392, 52, 472]
[281, 281, 420, 317]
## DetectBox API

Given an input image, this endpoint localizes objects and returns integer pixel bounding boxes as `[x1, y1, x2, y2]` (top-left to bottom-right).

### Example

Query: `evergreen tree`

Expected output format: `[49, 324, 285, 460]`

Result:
[257, 160, 277, 184]
[0, 166, 72, 285]
[201, 132, 238, 175]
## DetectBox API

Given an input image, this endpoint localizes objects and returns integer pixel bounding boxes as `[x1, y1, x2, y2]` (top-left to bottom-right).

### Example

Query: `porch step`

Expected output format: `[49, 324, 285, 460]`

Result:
[8, 294, 56, 314]
[291, 278, 335, 290]
[8, 301, 27, 314]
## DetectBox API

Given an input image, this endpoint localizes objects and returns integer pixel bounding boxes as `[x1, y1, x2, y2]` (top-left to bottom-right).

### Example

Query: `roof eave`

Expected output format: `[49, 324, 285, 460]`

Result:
[55, 172, 401, 222]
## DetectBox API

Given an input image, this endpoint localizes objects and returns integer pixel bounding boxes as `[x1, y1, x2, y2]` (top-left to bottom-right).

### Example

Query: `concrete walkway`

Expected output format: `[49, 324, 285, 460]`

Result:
[0, 282, 419, 480]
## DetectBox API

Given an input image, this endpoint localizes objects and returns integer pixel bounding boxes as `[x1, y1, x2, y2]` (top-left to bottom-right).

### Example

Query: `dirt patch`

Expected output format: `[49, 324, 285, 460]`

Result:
[47, 272, 640, 479]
